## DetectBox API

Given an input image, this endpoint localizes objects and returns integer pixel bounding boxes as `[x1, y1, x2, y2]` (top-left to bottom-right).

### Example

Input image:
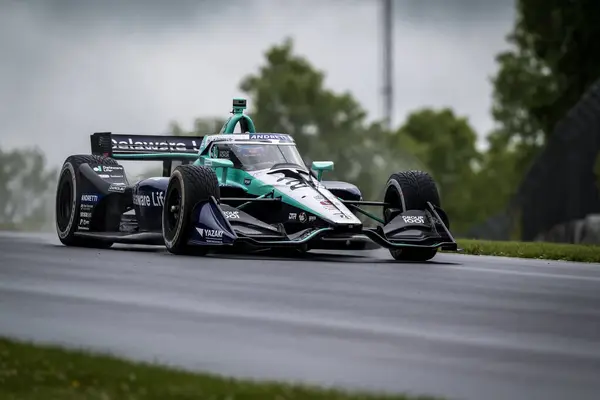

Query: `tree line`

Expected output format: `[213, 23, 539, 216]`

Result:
[2, 0, 599, 236]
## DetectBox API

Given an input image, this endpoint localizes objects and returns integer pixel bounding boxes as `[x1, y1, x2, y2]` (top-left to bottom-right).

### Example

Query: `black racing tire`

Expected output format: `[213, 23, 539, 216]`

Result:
[383, 170, 441, 262]
[162, 164, 220, 255]
[55, 155, 119, 248]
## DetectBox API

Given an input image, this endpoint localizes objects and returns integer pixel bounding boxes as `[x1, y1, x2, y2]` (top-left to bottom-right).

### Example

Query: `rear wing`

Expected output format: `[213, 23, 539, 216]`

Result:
[90, 132, 204, 177]
[91, 132, 203, 159]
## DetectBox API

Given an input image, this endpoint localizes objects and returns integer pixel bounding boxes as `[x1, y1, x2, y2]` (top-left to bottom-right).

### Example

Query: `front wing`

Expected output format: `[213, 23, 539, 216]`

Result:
[187, 197, 458, 252]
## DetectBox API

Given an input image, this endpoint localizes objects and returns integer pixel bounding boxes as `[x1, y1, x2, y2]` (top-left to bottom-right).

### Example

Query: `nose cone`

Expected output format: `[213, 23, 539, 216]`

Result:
[314, 197, 362, 226]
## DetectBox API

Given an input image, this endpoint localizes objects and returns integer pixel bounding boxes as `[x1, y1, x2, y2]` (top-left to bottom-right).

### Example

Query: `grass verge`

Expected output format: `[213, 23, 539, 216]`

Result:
[454, 239, 600, 263]
[0, 337, 440, 400]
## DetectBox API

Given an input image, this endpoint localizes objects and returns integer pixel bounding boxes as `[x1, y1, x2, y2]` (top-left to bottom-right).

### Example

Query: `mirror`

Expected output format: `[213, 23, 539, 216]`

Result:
[205, 158, 233, 169]
[311, 161, 334, 181]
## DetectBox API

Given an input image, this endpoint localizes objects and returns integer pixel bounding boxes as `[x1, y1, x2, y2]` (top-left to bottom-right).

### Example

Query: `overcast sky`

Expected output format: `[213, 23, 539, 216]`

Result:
[0, 0, 515, 171]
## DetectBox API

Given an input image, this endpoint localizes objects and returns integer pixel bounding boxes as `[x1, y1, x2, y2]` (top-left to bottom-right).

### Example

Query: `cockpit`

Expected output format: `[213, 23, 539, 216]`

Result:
[209, 142, 307, 171]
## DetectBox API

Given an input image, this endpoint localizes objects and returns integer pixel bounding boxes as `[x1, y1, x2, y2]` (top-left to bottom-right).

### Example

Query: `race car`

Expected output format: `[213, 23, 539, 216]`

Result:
[55, 98, 458, 261]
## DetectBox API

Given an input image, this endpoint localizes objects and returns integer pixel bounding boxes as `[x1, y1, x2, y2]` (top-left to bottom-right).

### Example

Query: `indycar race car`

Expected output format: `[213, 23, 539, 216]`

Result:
[55, 98, 458, 261]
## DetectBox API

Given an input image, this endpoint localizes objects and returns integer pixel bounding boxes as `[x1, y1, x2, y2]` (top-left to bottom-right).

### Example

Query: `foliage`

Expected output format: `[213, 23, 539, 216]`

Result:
[391, 108, 481, 233]
[517, 0, 600, 132]
[468, 133, 522, 227]
[151, 12, 600, 237]
[0, 336, 440, 400]
[489, 0, 600, 175]
[0, 147, 57, 231]
[453, 239, 600, 263]
[239, 37, 425, 202]
[239, 37, 367, 161]
[477, 0, 600, 239]
[489, 30, 556, 173]
[4, 2, 597, 238]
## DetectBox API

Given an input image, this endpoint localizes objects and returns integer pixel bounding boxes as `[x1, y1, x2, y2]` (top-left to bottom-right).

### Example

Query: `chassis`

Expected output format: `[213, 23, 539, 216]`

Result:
[55, 98, 458, 261]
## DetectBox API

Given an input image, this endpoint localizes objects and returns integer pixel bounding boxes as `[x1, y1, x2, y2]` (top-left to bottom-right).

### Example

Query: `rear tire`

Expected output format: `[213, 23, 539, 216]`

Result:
[55, 155, 119, 248]
[162, 164, 220, 255]
[383, 170, 441, 262]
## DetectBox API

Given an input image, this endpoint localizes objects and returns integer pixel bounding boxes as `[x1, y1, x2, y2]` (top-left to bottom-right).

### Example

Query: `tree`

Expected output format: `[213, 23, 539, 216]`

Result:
[518, 0, 600, 127]
[240, 38, 367, 162]
[0, 147, 57, 230]
[469, 132, 522, 229]
[490, 0, 600, 173]
[390, 108, 481, 233]
[239, 37, 424, 202]
[489, 41, 556, 173]
[476, 0, 600, 239]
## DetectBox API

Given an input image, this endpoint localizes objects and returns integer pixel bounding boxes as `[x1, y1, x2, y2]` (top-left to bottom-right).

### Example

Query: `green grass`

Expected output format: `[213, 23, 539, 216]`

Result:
[454, 239, 600, 263]
[0, 337, 440, 400]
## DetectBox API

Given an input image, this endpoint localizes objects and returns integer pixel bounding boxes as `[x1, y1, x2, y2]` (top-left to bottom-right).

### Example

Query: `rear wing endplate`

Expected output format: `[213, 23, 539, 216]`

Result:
[90, 132, 204, 177]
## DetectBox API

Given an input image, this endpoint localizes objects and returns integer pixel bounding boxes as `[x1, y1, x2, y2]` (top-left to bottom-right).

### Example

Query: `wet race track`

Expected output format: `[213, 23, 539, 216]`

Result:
[1, 232, 600, 400]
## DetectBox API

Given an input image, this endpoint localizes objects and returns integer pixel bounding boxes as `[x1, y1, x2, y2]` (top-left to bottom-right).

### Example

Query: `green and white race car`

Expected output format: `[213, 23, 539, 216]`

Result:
[55, 98, 458, 261]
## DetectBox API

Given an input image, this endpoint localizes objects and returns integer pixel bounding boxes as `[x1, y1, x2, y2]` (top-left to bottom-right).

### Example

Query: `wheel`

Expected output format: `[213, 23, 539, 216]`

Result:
[162, 164, 220, 255]
[55, 155, 119, 248]
[383, 170, 441, 262]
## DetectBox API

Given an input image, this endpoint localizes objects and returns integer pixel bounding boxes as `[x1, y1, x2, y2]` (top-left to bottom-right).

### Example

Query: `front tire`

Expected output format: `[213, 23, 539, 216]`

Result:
[162, 164, 220, 255]
[383, 170, 441, 262]
[55, 155, 118, 248]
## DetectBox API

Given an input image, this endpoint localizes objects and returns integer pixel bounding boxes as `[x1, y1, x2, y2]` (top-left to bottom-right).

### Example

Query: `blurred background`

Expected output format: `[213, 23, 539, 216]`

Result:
[1, 0, 599, 243]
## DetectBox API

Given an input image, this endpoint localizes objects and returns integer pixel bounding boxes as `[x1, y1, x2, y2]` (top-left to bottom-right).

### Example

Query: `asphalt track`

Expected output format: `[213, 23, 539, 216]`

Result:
[1, 233, 600, 400]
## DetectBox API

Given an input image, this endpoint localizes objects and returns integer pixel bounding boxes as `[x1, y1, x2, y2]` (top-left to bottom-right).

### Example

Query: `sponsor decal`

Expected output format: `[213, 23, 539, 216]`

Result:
[79, 218, 89, 226]
[298, 212, 307, 223]
[80, 204, 93, 211]
[98, 174, 110, 179]
[218, 150, 230, 158]
[81, 194, 99, 202]
[314, 195, 324, 200]
[200, 229, 223, 238]
[308, 215, 316, 222]
[103, 166, 123, 172]
[402, 215, 425, 224]
[112, 138, 201, 152]
[133, 191, 164, 207]
[93, 165, 124, 174]
[244, 178, 252, 186]
[199, 134, 249, 153]
[108, 184, 126, 193]
[80, 212, 92, 218]
[223, 210, 239, 219]
[249, 133, 292, 142]
[319, 200, 337, 210]
[288, 212, 297, 221]
[196, 227, 224, 243]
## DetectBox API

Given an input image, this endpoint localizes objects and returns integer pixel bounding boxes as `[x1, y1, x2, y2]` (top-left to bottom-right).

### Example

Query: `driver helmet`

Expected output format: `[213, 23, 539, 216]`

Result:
[234, 144, 266, 164]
